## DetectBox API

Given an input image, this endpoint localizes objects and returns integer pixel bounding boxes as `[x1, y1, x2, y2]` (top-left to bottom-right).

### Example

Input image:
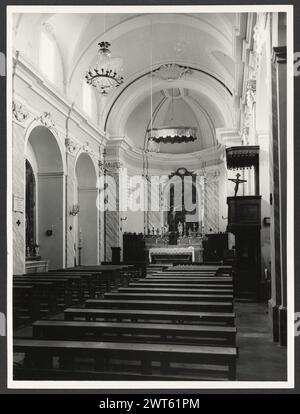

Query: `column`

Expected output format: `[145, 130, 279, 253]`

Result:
[104, 161, 122, 262]
[269, 46, 287, 345]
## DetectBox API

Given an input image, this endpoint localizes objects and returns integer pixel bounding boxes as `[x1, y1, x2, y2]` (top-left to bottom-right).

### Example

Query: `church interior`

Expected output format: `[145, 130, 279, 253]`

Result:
[11, 11, 288, 382]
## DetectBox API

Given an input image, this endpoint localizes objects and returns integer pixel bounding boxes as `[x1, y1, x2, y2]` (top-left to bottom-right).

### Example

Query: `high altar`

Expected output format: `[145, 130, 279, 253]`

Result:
[145, 167, 204, 263]
[145, 232, 204, 263]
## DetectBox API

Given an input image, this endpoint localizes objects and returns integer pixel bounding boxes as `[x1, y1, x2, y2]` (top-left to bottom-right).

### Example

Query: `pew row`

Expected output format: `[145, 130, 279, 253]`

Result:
[32, 320, 237, 346]
[64, 308, 236, 326]
[14, 339, 237, 380]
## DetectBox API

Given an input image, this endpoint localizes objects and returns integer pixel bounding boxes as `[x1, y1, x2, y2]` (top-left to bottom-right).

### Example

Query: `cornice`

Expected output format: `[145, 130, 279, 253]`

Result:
[13, 52, 108, 146]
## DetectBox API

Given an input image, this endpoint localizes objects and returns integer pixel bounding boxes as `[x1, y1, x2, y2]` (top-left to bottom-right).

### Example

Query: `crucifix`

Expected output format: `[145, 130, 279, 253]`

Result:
[228, 173, 247, 197]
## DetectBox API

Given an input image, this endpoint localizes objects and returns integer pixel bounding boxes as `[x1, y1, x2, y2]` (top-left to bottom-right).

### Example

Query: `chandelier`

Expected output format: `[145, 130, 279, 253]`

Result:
[85, 41, 124, 96]
[148, 127, 197, 144]
[147, 89, 197, 152]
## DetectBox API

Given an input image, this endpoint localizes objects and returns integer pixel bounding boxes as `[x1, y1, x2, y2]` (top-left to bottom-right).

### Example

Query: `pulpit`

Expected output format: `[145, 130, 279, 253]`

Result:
[226, 146, 261, 299]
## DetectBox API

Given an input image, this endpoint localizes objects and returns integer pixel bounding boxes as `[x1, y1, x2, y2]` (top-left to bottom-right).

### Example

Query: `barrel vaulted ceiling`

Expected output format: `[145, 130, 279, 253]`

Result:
[13, 12, 247, 154]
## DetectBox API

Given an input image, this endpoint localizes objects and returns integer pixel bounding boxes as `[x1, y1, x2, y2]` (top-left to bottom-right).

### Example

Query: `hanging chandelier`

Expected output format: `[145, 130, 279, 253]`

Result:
[85, 41, 124, 96]
[148, 126, 197, 144]
[147, 88, 197, 151]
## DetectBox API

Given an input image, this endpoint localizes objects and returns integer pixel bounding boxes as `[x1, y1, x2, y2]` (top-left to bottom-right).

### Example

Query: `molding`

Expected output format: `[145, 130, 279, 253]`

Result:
[12, 100, 29, 123]
[38, 111, 56, 131]
[37, 171, 65, 178]
[13, 52, 108, 146]
[65, 138, 79, 155]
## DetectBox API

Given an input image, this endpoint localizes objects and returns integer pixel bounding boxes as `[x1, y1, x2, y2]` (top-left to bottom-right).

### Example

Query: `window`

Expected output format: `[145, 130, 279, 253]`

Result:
[39, 30, 55, 83]
[82, 81, 93, 118]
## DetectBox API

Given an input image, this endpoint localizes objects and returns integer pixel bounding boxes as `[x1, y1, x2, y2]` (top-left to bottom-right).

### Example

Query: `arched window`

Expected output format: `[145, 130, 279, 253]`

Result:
[39, 30, 55, 83]
[82, 81, 93, 118]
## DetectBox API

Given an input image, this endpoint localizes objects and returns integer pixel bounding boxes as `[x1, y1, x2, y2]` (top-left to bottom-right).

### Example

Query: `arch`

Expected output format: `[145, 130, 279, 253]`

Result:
[25, 125, 65, 270]
[69, 13, 232, 85]
[24, 119, 67, 174]
[105, 72, 234, 140]
[75, 152, 98, 265]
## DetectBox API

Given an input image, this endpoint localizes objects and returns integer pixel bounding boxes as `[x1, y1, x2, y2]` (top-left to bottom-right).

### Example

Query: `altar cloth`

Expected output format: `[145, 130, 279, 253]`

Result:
[149, 246, 195, 263]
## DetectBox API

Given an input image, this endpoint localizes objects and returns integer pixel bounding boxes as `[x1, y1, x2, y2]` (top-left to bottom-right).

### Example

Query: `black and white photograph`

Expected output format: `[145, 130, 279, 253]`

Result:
[4, 4, 295, 391]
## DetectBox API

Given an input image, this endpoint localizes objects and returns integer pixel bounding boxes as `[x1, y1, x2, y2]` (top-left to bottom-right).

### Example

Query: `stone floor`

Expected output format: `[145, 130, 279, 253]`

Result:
[235, 301, 287, 381]
[14, 301, 287, 382]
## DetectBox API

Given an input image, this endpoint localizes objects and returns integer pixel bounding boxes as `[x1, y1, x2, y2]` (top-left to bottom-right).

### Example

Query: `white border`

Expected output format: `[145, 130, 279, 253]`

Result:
[6, 4, 295, 390]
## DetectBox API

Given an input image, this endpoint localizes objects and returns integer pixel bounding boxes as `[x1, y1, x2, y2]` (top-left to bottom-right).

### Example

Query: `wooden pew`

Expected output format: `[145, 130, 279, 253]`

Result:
[13, 367, 228, 381]
[129, 282, 233, 290]
[14, 338, 237, 380]
[140, 278, 233, 285]
[147, 274, 232, 280]
[85, 299, 234, 312]
[64, 308, 236, 326]
[51, 269, 131, 293]
[104, 292, 234, 303]
[32, 320, 237, 346]
[28, 272, 98, 299]
[14, 276, 73, 307]
[119, 287, 234, 295]
[13, 282, 57, 326]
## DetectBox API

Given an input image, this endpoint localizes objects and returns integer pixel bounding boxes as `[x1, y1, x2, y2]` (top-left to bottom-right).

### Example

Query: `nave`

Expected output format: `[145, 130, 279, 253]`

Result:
[13, 264, 286, 382]
[11, 10, 289, 384]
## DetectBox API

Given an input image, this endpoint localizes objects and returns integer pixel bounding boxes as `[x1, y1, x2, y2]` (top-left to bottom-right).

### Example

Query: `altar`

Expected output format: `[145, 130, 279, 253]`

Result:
[149, 246, 195, 264]
[145, 233, 203, 264]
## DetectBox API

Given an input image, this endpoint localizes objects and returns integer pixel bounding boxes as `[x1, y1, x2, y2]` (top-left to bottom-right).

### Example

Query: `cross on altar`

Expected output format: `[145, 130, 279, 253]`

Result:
[228, 173, 247, 197]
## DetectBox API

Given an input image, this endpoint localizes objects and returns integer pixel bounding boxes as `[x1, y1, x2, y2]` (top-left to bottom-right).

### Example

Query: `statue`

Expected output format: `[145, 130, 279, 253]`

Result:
[168, 206, 177, 232]
[228, 173, 247, 197]
[178, 221, 183, 237]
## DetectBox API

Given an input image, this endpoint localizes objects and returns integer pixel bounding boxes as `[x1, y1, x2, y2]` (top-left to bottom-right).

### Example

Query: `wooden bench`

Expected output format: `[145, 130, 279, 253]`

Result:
[64, 308, 236, 326]
[14, 338, 237, 380]
[13, 367, 230, 381]
[129, 282, 233, 290]
[120, 287, 234, 295]
[104, 292, 234, 303]
[147, 275, 233, 280]
[32, 320, 237, 346]
[14, 277, 73, 307]
[85, 299, 233, 312]
[140, 278, 233, 286]
[13, 283, 58, 326]
[56, 268, 134, 290]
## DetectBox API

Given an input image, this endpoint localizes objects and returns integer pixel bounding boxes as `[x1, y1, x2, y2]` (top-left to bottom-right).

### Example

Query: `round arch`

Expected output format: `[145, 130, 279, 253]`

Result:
[25, 124, 65, 270]
[75, 151, 99, 265]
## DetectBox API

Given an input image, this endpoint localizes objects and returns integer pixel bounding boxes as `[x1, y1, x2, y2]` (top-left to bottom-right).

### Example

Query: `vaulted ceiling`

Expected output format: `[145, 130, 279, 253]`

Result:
[13, 11, 246, 154]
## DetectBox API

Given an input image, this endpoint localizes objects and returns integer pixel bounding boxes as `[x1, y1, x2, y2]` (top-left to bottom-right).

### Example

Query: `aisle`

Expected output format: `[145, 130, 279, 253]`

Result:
[236, 302, 287, 381]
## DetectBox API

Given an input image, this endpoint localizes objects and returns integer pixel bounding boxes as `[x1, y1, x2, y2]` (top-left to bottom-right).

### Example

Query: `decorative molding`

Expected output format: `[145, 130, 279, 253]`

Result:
[253, 13, 268, 72]
[38, 111, 56, 130]
[65, 138, 79, 155]
[246, 79, 256, 108]
[81, 142, 98, 160]
[152, 63, 192, 82]
[13, 52, 108, 146]
[12, 100, 29, 123]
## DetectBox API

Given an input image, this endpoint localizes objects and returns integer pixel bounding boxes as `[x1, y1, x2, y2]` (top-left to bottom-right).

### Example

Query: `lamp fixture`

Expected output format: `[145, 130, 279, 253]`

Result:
[147, 88, 197, 150]
[85, 41, 124, 96]
[69, 204, 80, 216]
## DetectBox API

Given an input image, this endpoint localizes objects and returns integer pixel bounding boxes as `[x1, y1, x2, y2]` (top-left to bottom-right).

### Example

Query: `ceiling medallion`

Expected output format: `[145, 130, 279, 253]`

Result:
[152, 64, 192, 82]
[85, 41, 124, 96]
